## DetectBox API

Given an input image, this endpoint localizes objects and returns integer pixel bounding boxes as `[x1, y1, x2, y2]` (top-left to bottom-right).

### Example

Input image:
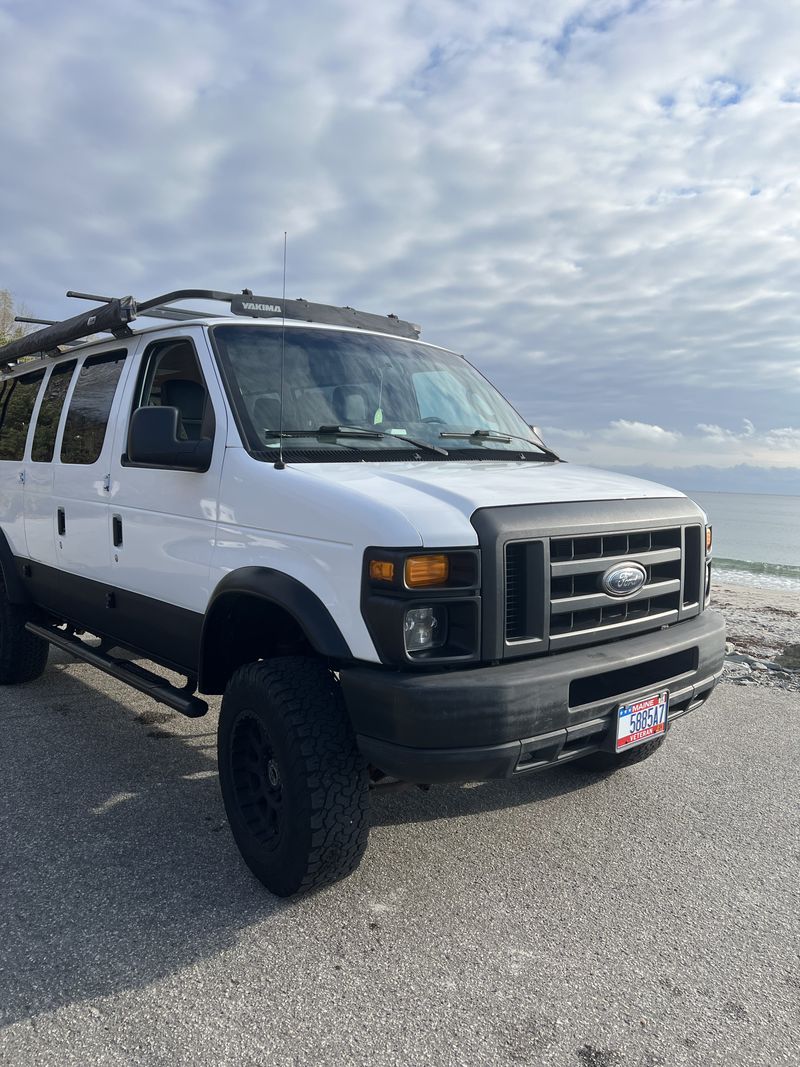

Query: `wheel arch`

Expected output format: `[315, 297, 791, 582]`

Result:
[0, 529, 29, 604]
[198, 567, 352, 694]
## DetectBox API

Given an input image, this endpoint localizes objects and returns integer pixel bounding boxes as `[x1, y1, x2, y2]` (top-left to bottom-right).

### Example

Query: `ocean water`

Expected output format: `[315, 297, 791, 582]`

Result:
[687, 491, 800, 593]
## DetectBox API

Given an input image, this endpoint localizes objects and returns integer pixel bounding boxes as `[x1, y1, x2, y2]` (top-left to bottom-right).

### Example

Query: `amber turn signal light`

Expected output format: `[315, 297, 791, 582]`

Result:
[404, 554, 450, 587]
[369, 560, 395, 582]
[706, 526, 713, 552]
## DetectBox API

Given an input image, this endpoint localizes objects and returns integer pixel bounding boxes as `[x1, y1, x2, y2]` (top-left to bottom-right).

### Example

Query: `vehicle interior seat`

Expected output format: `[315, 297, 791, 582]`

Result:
[331, 386, 368, 425]
[161, 379, 207, 440]
[253, 395, 282, 435]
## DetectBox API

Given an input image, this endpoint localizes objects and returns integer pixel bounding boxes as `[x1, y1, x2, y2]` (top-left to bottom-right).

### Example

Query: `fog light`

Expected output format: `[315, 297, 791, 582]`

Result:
[403, 606, 447, 653]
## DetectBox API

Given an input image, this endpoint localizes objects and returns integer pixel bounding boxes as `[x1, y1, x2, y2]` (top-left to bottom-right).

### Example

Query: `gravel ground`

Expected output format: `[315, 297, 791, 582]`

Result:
[1, 640, 799, 1067]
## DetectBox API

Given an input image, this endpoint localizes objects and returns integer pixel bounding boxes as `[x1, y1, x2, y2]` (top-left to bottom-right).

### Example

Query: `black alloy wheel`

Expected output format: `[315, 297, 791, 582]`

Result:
[229, 711, 286, 851]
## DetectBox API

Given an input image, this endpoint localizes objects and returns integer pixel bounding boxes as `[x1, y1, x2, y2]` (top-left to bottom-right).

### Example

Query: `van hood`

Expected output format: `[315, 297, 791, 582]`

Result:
[294, 460, 685, 547]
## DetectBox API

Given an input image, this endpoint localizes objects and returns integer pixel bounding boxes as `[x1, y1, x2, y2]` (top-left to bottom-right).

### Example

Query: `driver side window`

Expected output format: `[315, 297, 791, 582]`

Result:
[133, 339, 215, 442]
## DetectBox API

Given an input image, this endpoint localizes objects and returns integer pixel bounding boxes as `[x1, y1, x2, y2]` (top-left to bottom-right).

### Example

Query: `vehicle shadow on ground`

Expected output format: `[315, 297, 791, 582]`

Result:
[1, 651, 607, 1029]
[0, 652, 298, 1029]
[370, 763, 608, 828]
[371, 751, 614, 823]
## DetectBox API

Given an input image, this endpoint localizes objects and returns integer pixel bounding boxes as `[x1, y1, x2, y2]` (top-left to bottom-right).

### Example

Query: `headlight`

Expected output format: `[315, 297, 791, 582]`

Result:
[403, 606, 447, 653]
[367, 551, 473, 590]
[363, 547, 481, 665]
[706, 525, 713, 553]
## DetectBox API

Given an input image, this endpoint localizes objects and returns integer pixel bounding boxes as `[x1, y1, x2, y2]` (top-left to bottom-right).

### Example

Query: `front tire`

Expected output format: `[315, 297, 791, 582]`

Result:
[218, 657, 369, 896]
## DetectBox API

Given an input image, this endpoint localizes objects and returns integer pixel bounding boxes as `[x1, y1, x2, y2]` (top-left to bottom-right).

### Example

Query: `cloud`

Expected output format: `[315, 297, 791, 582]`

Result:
[0, 0, 799, 477]
[606, 420, 680, 445]
[547, 417, 800, 469]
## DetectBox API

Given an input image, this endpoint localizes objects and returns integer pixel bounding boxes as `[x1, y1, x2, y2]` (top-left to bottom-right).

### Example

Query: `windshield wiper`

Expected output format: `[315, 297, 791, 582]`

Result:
[438, 428, 559, 461]
[265, 425, 449, 457]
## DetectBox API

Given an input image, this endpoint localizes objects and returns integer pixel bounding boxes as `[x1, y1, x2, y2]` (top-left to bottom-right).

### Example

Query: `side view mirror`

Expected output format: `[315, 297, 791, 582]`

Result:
[529, 424, 546, 445]
[127, 406, 212, 472]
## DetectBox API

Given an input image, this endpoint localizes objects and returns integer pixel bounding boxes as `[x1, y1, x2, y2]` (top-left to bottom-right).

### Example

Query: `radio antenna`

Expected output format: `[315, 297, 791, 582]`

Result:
[274, 231, 288, 470]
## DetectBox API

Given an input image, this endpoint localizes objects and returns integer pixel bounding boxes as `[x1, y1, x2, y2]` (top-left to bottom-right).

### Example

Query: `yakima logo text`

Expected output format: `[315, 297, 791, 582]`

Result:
[241, 301, 281, 313]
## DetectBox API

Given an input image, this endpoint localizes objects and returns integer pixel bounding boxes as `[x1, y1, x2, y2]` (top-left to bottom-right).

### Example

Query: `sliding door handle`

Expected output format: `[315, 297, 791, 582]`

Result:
[112, 515, 123, 548]
[57, 508, 66, 536]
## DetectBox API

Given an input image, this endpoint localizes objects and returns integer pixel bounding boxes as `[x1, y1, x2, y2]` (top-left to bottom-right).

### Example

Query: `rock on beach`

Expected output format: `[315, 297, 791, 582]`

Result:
[713, 579, 800, 694]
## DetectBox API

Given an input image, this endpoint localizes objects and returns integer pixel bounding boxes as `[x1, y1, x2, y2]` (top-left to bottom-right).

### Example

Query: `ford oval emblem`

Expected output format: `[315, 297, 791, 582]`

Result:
[601, 561, 647, 597]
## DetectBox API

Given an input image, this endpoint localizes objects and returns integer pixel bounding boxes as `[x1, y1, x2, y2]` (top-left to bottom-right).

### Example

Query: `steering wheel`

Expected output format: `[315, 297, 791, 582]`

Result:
[421, 416, 447, 424]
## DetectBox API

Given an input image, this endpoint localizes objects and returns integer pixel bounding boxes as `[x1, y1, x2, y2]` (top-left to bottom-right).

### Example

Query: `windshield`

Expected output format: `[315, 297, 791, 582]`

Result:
[211, 325, 543, 460]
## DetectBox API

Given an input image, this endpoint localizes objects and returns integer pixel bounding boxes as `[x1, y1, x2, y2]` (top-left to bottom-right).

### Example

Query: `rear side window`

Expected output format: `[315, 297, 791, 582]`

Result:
[31, 361, 76, 463]
[0, 370, 46, 461]
[61, 351, 126, 465]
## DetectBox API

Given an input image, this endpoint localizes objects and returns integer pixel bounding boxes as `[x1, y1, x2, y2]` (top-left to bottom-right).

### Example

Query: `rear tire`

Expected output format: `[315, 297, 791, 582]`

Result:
[0, 579, 49, 684]
[576, 735, 666, 771]
[218, 657, 369, 896]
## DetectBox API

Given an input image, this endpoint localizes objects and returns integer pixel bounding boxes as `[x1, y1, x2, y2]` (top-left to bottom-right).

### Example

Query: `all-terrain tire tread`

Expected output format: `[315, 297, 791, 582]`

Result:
[221, 657, 369, 895]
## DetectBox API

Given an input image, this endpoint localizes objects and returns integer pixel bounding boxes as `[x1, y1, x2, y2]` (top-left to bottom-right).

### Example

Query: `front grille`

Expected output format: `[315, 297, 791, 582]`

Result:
[505, 542, 525, 640]
[504, 522, 704, 653]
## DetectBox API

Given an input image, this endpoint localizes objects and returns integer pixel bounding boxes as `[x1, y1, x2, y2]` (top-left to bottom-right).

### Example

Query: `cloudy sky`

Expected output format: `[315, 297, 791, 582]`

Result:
[1, 0, 798, 490]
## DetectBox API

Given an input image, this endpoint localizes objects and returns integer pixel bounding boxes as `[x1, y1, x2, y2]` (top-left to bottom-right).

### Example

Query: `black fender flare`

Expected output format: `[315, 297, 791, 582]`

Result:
[0, 530, 30, 604]
[198, 567, 352, 691]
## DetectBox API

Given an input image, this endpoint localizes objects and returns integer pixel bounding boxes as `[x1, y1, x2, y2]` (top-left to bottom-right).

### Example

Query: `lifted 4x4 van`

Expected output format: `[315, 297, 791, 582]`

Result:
[0, 288, 726, 896]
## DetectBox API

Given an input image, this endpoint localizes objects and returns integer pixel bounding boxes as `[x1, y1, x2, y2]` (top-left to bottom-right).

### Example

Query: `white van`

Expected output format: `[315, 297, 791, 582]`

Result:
[0, 289, 725, 895]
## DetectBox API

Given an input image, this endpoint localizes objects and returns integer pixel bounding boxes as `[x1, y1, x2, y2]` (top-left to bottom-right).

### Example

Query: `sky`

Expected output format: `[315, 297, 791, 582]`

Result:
[0, 0, 798, 491]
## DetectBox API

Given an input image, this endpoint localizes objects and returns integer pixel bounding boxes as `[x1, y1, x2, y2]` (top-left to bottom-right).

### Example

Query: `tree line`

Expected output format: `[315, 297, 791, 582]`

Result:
[0, 288, 31, 348]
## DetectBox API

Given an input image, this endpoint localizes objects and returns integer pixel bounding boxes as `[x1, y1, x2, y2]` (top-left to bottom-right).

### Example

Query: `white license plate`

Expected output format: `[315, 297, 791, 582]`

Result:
[616, 690, 669, 753]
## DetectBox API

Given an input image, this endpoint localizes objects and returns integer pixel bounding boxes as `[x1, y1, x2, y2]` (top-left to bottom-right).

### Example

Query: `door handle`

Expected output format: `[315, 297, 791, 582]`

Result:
[57, 508, 66, 536]
[112, 515, 123, 548]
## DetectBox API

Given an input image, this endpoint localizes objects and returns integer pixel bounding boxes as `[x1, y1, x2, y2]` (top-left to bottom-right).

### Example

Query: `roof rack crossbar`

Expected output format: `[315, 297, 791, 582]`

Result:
[136, 288, 239, 312]
[67, 290, 226, 322]
[66, 290, 115, 303]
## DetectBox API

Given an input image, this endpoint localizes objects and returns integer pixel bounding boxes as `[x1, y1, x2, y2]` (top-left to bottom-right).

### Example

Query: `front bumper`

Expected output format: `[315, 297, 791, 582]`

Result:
[340, 609, 726, 782]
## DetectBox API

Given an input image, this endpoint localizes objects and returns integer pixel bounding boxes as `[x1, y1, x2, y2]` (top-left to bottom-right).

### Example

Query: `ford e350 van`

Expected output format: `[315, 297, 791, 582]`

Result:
[0, 288, 726, 896]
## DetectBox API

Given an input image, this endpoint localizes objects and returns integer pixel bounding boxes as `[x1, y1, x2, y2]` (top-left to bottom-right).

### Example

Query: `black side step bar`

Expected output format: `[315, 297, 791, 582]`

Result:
[26, 622, 208, 718]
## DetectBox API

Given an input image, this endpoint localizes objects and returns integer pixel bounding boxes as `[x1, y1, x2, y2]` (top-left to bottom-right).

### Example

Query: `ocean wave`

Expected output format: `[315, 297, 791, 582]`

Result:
[715, 557, 800, 580]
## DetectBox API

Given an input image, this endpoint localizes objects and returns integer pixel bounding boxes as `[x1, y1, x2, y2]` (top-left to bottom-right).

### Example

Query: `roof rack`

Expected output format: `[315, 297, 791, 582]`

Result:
[1, 287, 422, 367]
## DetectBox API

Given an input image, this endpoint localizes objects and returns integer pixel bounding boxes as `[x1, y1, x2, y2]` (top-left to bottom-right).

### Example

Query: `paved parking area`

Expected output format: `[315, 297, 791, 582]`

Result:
[1, 651, 798, 1066]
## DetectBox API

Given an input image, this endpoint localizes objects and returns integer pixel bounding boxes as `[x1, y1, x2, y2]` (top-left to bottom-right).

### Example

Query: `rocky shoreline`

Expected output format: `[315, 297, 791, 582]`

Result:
[713, 579, 800, 693]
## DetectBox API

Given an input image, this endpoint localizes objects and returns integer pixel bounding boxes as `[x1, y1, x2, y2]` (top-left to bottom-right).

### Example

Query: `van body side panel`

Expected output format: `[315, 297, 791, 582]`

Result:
[49, 350, 134, 581]
[18, 558, 202, 674]
[25, 361, 76, 565]
[0, 371, 46, 560]
[106, 329, 227, 615]
[0, 462, 28, 560]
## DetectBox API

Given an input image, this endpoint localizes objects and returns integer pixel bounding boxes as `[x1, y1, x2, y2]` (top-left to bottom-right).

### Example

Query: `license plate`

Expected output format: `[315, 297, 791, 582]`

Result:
[616, 690, 669, 753]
